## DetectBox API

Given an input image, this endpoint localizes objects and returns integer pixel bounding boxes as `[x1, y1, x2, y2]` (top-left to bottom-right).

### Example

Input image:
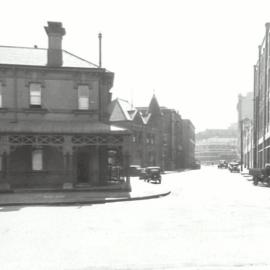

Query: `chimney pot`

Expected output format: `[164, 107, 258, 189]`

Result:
[44, 21, 66, 67]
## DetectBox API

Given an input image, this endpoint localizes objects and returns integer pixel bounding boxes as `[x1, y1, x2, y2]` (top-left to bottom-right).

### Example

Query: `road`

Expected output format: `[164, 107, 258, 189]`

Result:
[1, 167, 270, 269]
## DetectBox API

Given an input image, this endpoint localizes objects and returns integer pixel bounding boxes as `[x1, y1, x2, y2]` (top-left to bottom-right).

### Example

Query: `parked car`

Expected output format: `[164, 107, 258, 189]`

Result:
[218, 160, 228, 169]
[191, 161, 201, 169]
[139, 168, 147, 180]
[249, 163, 270, 185]
[129, 165, 141, 176]
[144, 166, 162, 184]
[228, 162, 240, 173]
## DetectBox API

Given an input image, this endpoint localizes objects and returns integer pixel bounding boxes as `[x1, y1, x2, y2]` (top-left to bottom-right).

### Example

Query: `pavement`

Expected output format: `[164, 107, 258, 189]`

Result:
[0, 177, 171, 207]
[240, 168, 253, 181]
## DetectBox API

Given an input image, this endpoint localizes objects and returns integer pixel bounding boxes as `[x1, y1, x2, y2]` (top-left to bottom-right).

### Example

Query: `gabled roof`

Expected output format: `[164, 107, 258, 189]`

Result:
[109, 98, 133, 121]
[141, 112, 152, 124]
[131, 110, 144, 124]
[128, 109, 137, 120]
[109, 98, 147, 124]
[0, 46, 99, 68]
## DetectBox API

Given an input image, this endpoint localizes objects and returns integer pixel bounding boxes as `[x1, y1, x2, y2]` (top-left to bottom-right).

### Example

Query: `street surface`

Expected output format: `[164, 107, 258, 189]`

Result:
[1, 167, 270, 269]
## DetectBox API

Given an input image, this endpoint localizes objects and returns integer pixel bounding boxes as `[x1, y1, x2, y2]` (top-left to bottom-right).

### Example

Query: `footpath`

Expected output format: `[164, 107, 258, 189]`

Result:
[0, 177, 171, 207]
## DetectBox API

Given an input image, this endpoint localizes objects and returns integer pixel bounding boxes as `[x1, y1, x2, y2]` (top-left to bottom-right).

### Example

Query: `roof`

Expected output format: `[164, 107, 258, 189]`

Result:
[0, 46, 99, 68]
[141, 113, 151, 124]
[0, 120, 130, 135]
[109, 98, 133, 122]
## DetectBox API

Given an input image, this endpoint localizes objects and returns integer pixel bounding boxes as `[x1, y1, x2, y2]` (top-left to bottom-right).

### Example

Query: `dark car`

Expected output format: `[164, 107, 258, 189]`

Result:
[145, 166, 161, 184]
[228, 162, 240, 173]
[129, 165, 141, 177]
[218, 160, 228, 169]
[139, 168, 147, 180]
[192, 162, 201, 169]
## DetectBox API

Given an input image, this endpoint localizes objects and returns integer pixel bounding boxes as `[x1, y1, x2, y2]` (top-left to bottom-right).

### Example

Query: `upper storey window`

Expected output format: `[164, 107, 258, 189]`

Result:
[30, 83, 42, 108]
[78, 85, 90, 110]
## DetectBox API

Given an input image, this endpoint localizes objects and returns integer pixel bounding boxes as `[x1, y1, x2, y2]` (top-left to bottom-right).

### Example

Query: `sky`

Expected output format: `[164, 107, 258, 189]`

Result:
[0, 0, 269, 132]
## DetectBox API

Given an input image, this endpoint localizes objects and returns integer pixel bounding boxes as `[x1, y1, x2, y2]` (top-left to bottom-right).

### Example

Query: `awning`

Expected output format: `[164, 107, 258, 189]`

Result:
[0, 120, 131, 135]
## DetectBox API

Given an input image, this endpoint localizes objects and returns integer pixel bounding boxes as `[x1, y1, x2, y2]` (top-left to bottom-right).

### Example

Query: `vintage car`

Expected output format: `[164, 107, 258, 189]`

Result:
[228, 162, 240, 173]
[249, 164, 270, 186]
[139, 168, 147, 180]
[129, 165, 141, 177]
[191, 161, 201, 170]
[218, 160, 228, 169]
[144, 166, 162, 184]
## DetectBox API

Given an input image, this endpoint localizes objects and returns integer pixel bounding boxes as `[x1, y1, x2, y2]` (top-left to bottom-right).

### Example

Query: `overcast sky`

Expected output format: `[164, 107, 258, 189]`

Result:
[0, 0, 269, 131]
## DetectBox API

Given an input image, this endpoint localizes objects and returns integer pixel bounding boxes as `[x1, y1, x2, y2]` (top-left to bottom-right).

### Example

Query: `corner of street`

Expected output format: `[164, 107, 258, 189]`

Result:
[0, 177, 171, 207]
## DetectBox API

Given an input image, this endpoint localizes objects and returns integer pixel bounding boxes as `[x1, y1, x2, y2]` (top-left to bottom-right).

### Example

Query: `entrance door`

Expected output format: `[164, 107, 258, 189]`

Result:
[77, 152, 89, 183]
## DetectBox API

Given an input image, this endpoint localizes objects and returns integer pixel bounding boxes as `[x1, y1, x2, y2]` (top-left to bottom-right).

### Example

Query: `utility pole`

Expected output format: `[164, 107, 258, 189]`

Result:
[98, 33, 102, 68]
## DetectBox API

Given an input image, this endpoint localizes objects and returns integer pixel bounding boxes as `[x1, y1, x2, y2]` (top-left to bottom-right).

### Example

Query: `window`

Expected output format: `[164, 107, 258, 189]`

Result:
[30, 83, 41, 107]
[32, 149, 43, 171]
[78, 85, 90, 110]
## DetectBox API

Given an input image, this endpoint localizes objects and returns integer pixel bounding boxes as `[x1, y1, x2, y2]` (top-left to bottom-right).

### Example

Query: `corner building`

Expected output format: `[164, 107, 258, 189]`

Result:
[0, 22, 130, 190]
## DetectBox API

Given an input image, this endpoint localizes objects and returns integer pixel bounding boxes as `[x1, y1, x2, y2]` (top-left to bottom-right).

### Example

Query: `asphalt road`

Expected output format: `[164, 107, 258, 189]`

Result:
[1, 167, 270, 270]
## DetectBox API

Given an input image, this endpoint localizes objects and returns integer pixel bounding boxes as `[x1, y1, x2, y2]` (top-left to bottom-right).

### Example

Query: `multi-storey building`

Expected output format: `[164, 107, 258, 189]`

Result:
[160, 107, 184, 170]
[109, 95, 195, 171]
[237, 92, 253, 169]
[195, 127, 239, 164]
[109, 96, 163, 169]
[0, 22, 130, 191]
[182, 119, 195, 168]
[253, 23, 270, 168]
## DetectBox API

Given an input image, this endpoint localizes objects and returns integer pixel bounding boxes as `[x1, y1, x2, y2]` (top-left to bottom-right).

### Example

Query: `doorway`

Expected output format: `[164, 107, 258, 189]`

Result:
[77, 152, 89, 183]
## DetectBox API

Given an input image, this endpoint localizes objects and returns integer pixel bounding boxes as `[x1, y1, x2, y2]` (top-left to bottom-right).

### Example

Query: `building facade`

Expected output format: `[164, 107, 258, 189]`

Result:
[182, 119, 196, 168]
[109, 95, 195, 171]
[109, 96, 163, 169]
[0, 22, 130, 191]
[237, 92, 253, 169]
[253, 23, 270, 168]
[195, 127, 239, 164]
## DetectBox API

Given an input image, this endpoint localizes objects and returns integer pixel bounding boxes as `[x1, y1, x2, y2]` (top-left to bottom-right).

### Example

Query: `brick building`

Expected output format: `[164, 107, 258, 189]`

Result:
[0, 22, 130, 191]
[109, 96, 162, 169]
[252, 23, 270, 168]
[182, 119, 195, 168]
[109, 95, 195, 171]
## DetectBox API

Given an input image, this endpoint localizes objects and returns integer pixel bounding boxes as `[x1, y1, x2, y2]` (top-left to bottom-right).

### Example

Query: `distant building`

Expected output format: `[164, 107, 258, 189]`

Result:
[109, 96, 162, 169]
[109, 95, 195, 171]
[237, 92, 253, 169]
[195, 127, 239, 164]
[158, 107, 184, 170]
[182, 119, 195, 168]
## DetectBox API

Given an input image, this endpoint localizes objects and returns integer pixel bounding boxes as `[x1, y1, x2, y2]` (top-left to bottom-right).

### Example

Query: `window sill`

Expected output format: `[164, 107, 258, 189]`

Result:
[23, 108, 48, 114]
[0, 107, 8, 112]
[72, 109, 97, 114]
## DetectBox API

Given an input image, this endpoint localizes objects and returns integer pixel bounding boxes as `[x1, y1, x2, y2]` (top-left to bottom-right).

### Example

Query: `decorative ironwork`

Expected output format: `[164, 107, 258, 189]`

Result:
[71, 135, 123, 145]
[9, 135, 64, 145]
[7, 134, 123, 146]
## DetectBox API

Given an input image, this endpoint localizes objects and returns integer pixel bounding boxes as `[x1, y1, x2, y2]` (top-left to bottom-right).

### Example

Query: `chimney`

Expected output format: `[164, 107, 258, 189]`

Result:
[44, 21, 66, 67]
